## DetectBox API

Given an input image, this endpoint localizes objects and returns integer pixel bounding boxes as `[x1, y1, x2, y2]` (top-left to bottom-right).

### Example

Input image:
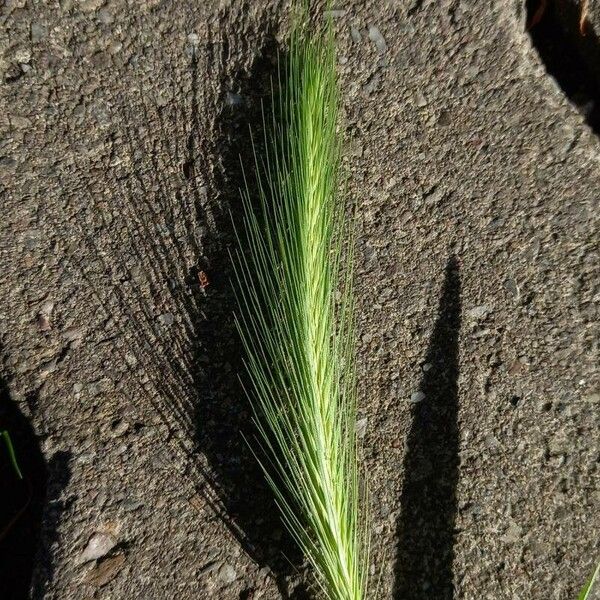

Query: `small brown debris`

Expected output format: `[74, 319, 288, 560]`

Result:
[188, 493, 204, 511]
[527, 0, 547, 30]
[580, 0, 589, 35]
[198, 270, 209, 289]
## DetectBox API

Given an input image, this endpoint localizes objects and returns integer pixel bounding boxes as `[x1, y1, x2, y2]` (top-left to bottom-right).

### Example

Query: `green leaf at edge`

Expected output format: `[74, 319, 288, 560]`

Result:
[1, 430, 23, 480]
[579, 561, 600, 600]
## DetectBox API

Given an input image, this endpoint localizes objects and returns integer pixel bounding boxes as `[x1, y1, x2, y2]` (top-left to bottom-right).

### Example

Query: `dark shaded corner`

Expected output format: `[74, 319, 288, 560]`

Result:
[393, 256, 461, 599]
[0, 355, 72, 600]
[526, 0, 600, 133]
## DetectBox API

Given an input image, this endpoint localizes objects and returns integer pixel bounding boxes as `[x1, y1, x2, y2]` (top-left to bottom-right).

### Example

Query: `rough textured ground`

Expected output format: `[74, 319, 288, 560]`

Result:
[1, 0, 598, 599]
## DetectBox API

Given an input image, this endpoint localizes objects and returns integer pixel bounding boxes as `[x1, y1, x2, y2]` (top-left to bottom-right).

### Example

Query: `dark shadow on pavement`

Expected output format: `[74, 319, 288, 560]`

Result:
[0, 360, 71, 600]
[393, 255, 461, 599]
[61, 20, 308, 597]
[188, 38, 309, 598]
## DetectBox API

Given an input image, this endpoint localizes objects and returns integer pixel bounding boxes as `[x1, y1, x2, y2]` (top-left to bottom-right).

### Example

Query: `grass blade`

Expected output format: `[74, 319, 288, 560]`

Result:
[579, 561, 600, 600]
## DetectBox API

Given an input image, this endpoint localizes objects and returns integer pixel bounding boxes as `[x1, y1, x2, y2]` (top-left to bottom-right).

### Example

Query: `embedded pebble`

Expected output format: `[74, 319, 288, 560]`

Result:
[30, 23, 47, 42]
[157, 313, 174, 326]
[79, 0, 105, 12]
[78, 532, 118, 563]
[218, 562, 237, 584]
[410, 391, 426, 403]
[414, 91, 428, 107]
[39, 299, 55, 317]
[0, 157, 17, 171]
[39, 359, 58, 378]
[198, 560, 219, 575]
[350, 26, 362, 43]
[225, 92, 243, 107]
[14, 48, 32, 64]
[467, 305, 492, 320]
[355, 417, 368, 438]
[368, 25, 387, 53]
[484, 433, 500, 449]
[124, 352, 138, 367]
[186, 32, 200, 58]
[62, 326, 84, 342]
[110, 419, 129, 437]
[503, 278, 519, 298]
[87, 377, 111, 396]
[121, 497, 144, 511]
[97, 8, 113, 24]
[501, 521, 523, 544]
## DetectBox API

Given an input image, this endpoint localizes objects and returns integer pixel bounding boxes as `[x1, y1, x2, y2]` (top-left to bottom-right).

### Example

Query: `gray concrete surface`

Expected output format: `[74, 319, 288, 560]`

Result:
[0, 0, 598, 598]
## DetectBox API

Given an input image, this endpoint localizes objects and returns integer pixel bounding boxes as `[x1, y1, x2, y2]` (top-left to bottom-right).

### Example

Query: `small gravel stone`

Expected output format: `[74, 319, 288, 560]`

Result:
[501, 521, 522, 544]
[39, 299, 55, 316]
[10, 115, 31, 129]
[78, 532, 118, 563]
[467, 305, 492, 320]
[503, 278, 519, 298]
[97, 8, 113, 24]
[484, 433, 500, 449]
[124, 352, 138, 367]
[198, 560, 219, 575]
[62, 326, 84, 342]
[121, 497, 144, 511]
[368, 25, 387, 53]
[187, 32, 200, 46]
[424, 187, 445, 205]
[157, 313, 174, 326]
[225, 92, 243, 107]
[218, 562, 237, 584]
[14, 48, 32, 64]
[437, 110, 452, 126]
[410, 390, 426, 403]
[186, 32, 200, 58]
[87, 377, 111, 396]
[110, 419, 129, 437]
[79, 0, 105, 12]
[355, 417, 368, 438]
[30, 23, 47, 42]
[39, 359, 58, 378]
[0, 157, 17, 171]
[350, 26, 362, 43]
[414, 91, 428, 107]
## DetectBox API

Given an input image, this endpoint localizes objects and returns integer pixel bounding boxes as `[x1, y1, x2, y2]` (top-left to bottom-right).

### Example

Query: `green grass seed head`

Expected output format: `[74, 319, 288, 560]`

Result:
[233, 12, 368, 600]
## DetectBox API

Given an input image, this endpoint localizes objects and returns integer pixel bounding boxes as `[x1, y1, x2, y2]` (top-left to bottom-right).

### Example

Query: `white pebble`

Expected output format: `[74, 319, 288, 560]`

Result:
[410, 391, 426, 403]
[78, 532, 117, 564]
[368, 26, 387, 53]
